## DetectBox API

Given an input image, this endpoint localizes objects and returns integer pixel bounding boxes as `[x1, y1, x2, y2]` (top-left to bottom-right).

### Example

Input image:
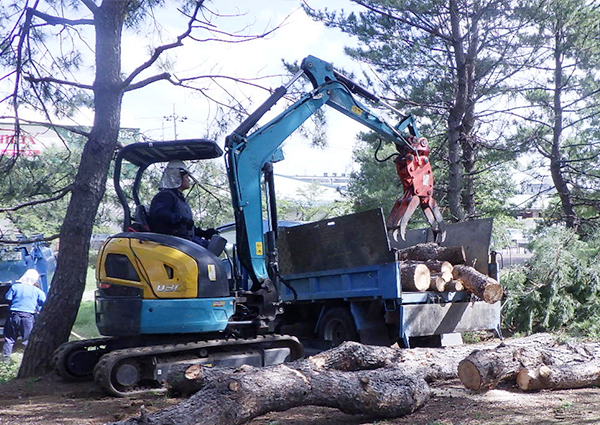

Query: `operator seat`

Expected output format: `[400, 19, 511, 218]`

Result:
[129, 205, 151, 232]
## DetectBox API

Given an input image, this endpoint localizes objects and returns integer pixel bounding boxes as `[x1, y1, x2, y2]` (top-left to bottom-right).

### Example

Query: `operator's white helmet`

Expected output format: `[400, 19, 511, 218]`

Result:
[159, 160, 192, 189]
[17, 269, 40, 286]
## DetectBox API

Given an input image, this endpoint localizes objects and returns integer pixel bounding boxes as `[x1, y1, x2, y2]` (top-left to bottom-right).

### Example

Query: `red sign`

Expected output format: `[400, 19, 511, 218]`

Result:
[0, 134, 41, 157]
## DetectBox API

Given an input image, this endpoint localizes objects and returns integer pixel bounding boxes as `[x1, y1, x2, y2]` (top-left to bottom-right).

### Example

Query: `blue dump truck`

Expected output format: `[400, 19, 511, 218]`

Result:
[0, 238, 56, 336]
[217, 208, 501, 351]
[273, 209, 501, 350]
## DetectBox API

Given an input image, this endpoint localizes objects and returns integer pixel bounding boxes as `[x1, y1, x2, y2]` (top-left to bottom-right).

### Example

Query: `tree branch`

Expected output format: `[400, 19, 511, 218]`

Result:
[121, 2, 204, 89]
[0, 234, 60, 244]
[80, 0, 99, 14]
[24, 75, 93, 90]
[351, 0, 453, 43]
[28, 8, 94, 26]
[124, 72, 172, 91]
[0, 185, 73, 213]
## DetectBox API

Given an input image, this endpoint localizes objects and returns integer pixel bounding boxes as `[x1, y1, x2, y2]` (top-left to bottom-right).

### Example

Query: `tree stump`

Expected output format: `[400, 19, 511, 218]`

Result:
[452, 264, 503, 303]
[396, 243, 466, 264]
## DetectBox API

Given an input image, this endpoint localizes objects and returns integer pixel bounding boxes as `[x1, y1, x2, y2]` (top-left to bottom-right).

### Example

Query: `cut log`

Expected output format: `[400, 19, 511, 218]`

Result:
[399, 260, 430, 291]
[429, 273, 447, 292]
[111, 336, 523, 425]
[164, 341, 491, 399]
[112, 342, 438, 425]
[458, 334, 600, 391]
[423, 260, 453, 276]
[517, 361, 600, 391]
[452, 264, 503, 303]
[446, 279, 464, 292]
[396, 243, 466, 264]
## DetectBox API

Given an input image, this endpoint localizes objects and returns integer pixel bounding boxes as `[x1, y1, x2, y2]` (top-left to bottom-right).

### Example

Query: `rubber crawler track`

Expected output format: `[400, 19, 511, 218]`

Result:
[93, 334, 303, 397]
[53, 337, 115, 381]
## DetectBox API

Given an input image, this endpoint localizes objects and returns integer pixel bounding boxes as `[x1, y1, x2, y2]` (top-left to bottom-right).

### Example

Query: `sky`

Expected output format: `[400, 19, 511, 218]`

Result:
[117, 0, 368, 177]
[0, 1, 392, 177]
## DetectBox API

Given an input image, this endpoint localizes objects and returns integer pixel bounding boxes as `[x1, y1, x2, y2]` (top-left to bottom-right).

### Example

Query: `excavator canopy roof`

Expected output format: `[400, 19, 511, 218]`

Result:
[117, 139, 223, 167]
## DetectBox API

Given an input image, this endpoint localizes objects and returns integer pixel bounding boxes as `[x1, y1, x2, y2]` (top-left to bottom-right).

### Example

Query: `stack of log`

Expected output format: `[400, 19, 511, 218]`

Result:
[396, 243, 503, 303]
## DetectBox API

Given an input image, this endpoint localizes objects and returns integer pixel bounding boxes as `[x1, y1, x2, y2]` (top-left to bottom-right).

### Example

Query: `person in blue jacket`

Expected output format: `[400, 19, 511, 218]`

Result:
[148, 160, 217, 246]
[2, 269, 46, 362]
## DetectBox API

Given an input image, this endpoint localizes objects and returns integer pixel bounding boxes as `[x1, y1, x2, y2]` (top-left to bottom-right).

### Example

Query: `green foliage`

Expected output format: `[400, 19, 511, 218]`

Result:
[0, 126, 141, 239]
[307, 0, 527, 221]
[347, 133, 399, 215]
[0, 354, 21, 383]
[513, 0, 600, 228]
[348, 131, 516, 225]
[490, 215, 520, 251]
[502, 225, 600, 337]
[277, 182, 352, 222]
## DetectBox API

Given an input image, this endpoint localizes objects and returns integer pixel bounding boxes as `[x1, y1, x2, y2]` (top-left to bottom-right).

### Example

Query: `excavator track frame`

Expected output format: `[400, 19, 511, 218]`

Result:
[92, 334, 303, 397]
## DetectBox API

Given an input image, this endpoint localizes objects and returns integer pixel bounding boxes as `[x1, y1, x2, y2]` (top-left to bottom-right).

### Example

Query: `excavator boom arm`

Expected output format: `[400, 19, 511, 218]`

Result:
[225, 55, 441, 289]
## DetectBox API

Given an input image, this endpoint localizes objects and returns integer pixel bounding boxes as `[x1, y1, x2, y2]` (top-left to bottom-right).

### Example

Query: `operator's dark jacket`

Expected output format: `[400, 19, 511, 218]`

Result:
[149, 189, 195, 240]
[148, 189, 214, 241]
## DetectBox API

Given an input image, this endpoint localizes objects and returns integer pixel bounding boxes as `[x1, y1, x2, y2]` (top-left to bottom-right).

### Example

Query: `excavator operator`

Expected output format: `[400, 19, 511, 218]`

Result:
[148, 160, 218, 247]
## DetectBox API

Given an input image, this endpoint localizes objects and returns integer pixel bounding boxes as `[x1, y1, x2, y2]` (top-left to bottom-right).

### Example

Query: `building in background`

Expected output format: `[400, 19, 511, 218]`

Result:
[0, 122, 141, 156]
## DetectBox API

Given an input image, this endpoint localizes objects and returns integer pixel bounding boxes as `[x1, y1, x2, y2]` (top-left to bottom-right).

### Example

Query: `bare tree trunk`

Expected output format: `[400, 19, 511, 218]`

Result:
[452, 264, 503, 303]
[459, 1, 480, 220]
[446, 0, 469, 222]
[399, 261, 430, 291]
[550, 24, 577, 229]
[19, 0, 128, 377]
[396, 243, 466, 264]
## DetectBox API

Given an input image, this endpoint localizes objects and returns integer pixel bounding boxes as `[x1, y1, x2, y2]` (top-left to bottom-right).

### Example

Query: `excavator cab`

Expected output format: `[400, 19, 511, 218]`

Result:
[95, 138, 233, 336]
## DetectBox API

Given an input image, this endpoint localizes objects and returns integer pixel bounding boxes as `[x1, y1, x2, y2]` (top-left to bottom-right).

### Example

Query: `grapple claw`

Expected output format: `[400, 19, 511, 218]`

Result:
[421, 198, 446, 243]
[386, 135, 445, 242]
[387, 194, 420, 241]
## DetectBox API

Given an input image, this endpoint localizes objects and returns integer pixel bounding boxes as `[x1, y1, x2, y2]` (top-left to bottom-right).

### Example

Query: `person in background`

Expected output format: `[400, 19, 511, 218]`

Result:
[2, 269, 46, 362]
[148, 160, 218, 247]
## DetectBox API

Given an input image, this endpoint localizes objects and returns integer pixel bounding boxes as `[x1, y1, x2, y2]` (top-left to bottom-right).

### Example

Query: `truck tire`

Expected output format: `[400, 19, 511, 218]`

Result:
[318, 307, 359, 347]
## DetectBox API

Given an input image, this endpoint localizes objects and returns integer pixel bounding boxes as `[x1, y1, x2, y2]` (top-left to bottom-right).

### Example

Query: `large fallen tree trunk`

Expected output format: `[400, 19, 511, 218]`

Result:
[516, 361, 600, 391]
[458, 334, 600, 391]
[396, 243, 466, 264]
[109, 340, 503, 425]
[452, 264, 503, 303]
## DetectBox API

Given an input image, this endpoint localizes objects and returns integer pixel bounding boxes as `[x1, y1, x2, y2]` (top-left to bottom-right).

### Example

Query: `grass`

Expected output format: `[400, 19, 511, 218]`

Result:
[71, 300, 100, 340]
[0, 353, 22, 383]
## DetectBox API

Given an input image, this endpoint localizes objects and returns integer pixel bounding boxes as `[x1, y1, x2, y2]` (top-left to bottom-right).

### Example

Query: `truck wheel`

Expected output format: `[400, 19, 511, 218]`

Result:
[318, 307, 359, 347]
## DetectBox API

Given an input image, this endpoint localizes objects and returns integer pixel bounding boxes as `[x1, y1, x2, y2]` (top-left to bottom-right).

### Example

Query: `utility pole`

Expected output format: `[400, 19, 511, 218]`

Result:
[163, 104, 187, 140]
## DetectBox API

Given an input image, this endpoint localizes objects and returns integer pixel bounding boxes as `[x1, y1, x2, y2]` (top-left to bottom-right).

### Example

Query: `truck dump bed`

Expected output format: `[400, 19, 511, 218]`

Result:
[277, 209, 501, 346]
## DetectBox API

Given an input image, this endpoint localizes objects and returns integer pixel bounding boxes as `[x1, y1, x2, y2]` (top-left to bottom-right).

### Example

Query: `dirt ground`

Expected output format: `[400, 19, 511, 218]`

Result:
[1, 372, 600, 425]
